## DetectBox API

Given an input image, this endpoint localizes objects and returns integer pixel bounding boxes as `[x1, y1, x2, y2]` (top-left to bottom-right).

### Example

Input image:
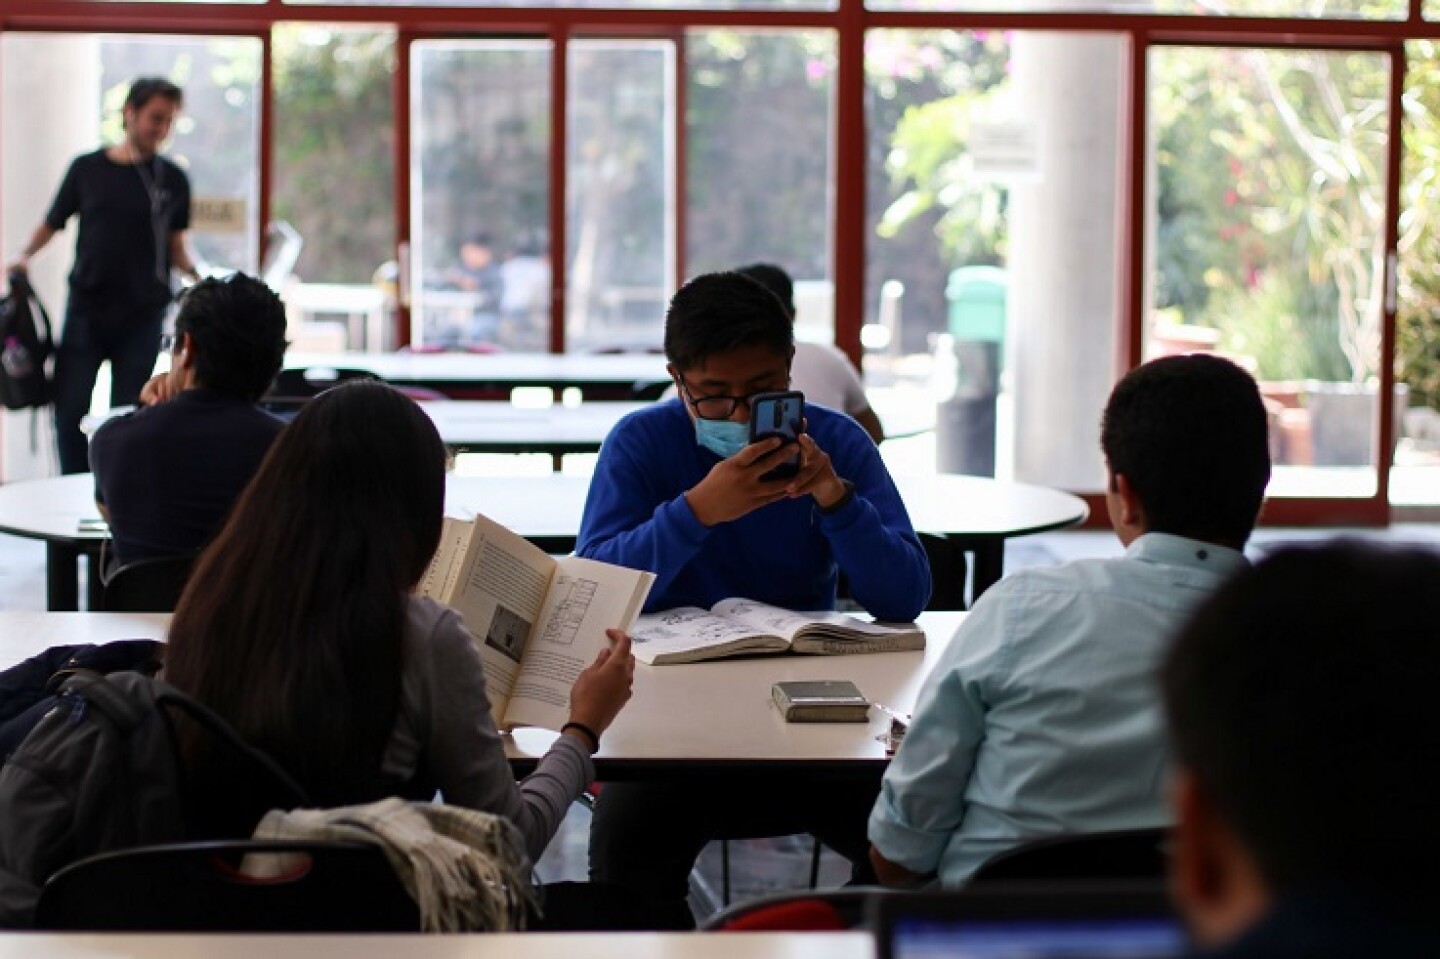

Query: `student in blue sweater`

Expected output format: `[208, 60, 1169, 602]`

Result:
[578, 271, 930, 924]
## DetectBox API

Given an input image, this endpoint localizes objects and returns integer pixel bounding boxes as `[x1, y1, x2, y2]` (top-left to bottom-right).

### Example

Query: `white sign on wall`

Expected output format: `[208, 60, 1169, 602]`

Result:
[191, 197, 248, 235]
[969, 121, 1041, 181]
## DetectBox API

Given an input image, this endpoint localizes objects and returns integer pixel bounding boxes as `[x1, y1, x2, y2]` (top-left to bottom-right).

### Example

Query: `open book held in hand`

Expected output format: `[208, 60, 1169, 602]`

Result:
[420, 514, 654, 732]
[630, 597, 925, 665]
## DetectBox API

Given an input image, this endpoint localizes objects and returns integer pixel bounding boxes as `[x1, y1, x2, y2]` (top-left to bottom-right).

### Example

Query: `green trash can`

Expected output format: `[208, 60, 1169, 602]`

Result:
[937, 266, 1007, 477]
[947, 265, 1007, 349]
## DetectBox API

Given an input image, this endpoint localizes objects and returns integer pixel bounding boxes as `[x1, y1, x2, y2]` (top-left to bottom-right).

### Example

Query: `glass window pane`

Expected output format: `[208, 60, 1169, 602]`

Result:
[289, 0, 830, 9]
[2, 33, 262, 292]
[412, 40, 552, 351]
[566, 39, 675, 352]
[273, 25, 396, 351]
[1396, 40, 1440, 506]
[686, 29, 836, 341]
[865, 30, 1123, 492]
[869, 0, 1403, 19]
[1147, 46, 1391, 498]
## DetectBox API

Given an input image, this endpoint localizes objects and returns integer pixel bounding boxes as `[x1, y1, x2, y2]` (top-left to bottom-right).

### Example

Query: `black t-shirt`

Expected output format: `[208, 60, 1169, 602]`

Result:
[45, 148, 192, 312]
[89, 389, 285, 567]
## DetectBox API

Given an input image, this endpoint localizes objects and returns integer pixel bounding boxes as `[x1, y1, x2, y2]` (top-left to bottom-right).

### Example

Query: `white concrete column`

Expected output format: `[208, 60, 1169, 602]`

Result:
[2, 35, 101, 481]
[1007, 32, 1125, 490]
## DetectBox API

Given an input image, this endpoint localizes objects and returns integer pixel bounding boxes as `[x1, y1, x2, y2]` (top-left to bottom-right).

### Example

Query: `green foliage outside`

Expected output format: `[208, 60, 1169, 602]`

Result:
[1399, 42, 1440, 410]
[685, 30, 834, 280]
[272, 27, 395, 286]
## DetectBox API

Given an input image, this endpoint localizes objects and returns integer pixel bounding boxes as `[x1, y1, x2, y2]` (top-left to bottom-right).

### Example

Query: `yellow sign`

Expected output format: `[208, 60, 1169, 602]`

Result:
[191, 197, 248, 235]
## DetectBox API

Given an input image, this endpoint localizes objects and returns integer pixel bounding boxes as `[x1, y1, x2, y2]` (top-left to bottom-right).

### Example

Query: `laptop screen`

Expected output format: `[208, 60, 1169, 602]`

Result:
[873, 884, 1186, 959]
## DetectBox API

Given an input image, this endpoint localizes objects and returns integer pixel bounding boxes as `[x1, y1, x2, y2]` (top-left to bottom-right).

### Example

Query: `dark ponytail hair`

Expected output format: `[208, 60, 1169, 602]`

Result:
[166, 381, 446, 809]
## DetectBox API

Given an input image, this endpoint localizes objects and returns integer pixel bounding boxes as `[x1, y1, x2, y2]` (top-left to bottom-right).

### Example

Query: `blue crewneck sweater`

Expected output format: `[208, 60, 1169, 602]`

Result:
[577, 399, 930, 620]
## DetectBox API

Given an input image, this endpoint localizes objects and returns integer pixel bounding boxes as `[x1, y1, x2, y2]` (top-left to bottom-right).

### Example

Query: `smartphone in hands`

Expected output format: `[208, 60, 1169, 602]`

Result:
[749, 390, 804, 481]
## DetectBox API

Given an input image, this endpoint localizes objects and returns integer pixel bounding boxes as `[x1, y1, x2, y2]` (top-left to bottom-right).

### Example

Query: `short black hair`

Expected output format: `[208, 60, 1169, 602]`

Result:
[664, 271, 794, 372]
[1100, 354, 1269, 545]
[125, 77, 183, 114]
[735, 263, 795, 318]
[174, 273, 288, 401]
[1164, 541, 1440, 904]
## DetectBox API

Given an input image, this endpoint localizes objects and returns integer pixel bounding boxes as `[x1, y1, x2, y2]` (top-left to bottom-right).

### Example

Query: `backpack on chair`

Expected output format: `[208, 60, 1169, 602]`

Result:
[0, 670, 307, 928]
[0, 271, 54, 411]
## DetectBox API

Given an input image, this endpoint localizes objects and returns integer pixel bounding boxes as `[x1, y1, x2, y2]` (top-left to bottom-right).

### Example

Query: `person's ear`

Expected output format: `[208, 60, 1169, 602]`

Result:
[1112, 472, 1145, 529]
[1170, 769, 1269, 947]
[175, 332, 195, 370]
[1171, 770, 1221, 918]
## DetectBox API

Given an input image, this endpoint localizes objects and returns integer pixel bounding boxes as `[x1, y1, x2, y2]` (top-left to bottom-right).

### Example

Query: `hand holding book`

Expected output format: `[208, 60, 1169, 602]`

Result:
[564, 629, 636, 749]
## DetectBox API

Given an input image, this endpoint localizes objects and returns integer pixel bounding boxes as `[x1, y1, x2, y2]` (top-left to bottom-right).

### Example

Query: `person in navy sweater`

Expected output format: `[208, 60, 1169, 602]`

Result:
[578, 270, 930, 925]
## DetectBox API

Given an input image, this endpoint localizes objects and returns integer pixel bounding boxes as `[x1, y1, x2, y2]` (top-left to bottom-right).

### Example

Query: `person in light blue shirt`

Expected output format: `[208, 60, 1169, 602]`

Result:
[868, 353, 1272, 887]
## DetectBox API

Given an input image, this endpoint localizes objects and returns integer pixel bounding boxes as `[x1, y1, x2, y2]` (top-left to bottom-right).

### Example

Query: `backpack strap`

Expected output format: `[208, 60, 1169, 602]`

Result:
[6, 272, 51, 352]
[58, 671, 310, 809]
[61, 670, 148, 734]
[152, 684, 310, 809]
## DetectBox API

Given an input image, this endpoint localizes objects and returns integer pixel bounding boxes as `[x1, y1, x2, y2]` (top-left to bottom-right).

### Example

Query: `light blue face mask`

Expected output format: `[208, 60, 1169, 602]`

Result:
[695, 417, 750, 459]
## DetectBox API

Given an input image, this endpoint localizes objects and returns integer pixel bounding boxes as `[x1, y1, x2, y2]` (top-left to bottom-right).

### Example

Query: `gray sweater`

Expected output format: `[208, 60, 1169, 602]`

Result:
[381, 596, 595, 863]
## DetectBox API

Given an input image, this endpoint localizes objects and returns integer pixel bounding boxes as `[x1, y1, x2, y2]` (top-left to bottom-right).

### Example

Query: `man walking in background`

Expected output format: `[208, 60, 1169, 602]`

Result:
[8, 77, 201, 474]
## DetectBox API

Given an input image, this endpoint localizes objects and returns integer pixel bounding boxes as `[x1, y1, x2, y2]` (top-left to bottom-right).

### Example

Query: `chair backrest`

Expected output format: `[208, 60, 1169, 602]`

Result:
[700, 887, 893, 931]
[267, 366, 378, 400]
[968, 828, 1170, 886]
[259, 220, 304, 291]
[36, 840, 419, 932]
[101, 554, 198, 613]
[630, 379, 671, 401]
[920, 533, 968, 611]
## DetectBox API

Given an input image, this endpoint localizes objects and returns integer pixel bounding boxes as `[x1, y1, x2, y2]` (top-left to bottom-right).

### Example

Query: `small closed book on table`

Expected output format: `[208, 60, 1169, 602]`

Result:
[420, 514, 654, 731]
[631, 597, 925, 665]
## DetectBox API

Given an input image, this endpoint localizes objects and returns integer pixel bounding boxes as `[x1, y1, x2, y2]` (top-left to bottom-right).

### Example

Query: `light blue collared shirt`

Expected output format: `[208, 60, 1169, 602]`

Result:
[868, 532, 1249, 886]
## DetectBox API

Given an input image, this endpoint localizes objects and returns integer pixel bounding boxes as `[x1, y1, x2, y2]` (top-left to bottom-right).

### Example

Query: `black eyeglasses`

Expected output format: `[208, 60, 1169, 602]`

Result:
[159, 332, 179, 352]
[677, 380, 784, 421]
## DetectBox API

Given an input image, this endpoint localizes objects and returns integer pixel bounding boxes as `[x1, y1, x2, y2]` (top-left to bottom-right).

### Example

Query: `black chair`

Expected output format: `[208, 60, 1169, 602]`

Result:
[267, 366, 378, 401]
[920, 532, 968, 610]
[36, 840, 420, 932]
[101, 554, 198, 612]
[630, 379, 671, 401]
[968, 828, 1170, 886]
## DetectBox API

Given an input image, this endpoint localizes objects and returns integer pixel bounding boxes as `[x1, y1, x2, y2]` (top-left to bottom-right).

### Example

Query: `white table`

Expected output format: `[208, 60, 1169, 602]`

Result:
[443, 474, 1088, 598]
[0, 610, 963, 779]
[420, 401, 644, 465]
[284, 351, 669, 400]
[0, 473, 1086, 611]
[0, 932, 872, 959]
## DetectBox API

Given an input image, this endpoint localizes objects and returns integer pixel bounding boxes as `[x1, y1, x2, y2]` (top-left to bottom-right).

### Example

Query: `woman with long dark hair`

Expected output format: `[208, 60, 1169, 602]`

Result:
[164, 381, 634, 864]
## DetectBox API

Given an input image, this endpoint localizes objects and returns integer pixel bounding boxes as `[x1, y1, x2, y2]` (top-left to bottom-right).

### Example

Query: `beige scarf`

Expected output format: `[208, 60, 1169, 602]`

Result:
[247, 797, 537, 932]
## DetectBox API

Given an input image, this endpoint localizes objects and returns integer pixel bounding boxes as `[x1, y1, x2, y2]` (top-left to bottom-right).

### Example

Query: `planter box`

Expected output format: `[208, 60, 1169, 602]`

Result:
[1305, 382, 1408, 467]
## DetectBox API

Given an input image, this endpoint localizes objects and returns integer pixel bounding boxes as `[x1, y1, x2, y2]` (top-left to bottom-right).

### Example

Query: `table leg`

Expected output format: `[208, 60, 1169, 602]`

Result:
[970, 542, 1005, 602]
[46, 542, 80, 611]
[86, 547, 105, 611]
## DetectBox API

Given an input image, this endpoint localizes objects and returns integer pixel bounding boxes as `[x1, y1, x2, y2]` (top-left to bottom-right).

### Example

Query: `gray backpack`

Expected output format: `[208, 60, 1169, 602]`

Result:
[0, 670, 305, 928]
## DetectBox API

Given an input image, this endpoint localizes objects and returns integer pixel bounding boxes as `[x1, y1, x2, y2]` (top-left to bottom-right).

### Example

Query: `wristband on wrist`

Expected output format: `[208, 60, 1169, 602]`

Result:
[561, 721, 600, 751]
